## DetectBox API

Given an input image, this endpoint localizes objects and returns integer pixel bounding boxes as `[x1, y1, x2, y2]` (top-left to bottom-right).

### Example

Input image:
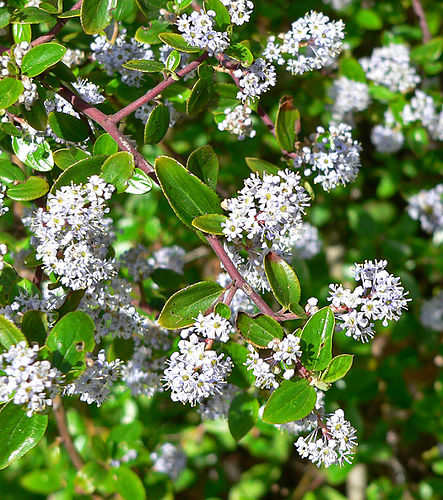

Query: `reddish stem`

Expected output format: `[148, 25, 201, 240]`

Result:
[411, 0, 431, 43]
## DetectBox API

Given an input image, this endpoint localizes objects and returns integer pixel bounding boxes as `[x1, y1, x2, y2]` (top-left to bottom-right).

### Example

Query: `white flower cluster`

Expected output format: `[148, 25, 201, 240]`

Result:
[0, 341, 61, 417]
[295, 123, 362, 191]
[163, 334, 232, 406]
[197, 383, 238, 420]
[402, 90, 443, 141]
[420, 291, 443, 332]
[295, 409, 357, 467]
[222, 170, 310, 244]
[234, 58, 277, 104]
[134, 99, 178, 128]
[328, 76, 370, 123]
[0, 243, 7, 272]
[181, 312, 233, 343]
[268, 333, 302, 379]
[328, 260, 410, 342]
[65, 350, 123, 406]
[221, 0, 254, 25]
[322, 0, 353, 10]
[62, 48, 84, 68]
[176, 10, 229, 56]
[371, 124, 404, 153]
[244, 345, 278, 389]
[0, 290, 62, 325]
[150, 443, 187, 481]
[407, 184, 443, 236]
[359, 43, 420, 93]
[23, 176, 116, 290]
[72, 79, 105, 105]
[263, 11, 345, 75]
[0, 184, 8, 216]
[218, 105, 256, 140]
[280, 222, 322, 260]
[90, 29, 154, 87]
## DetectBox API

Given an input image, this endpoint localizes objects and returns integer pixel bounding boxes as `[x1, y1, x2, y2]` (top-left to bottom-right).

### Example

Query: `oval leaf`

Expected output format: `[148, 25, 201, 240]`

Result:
[275, 96, 300, 153]
[101, 151, 135, 193]
[0, 315, 27, 350]
[245, 157, 280, 176]
[321, 354, 354, 383]
[264, 252, 301, 310]
[192, 213, 228, 235]
[21, 43, 66, 77]
[236, 313, 283, 348]
[51, 155, 106, 193]
[300, 306, 335, 371]
[112, 466, 146, 500]
[48, 112, 90, 143]
[187, 78, 213, 115]
[0, 78, 24, 109]
[53, 147, 90, 170]
[7, 176, 49, 201]
[158, 33, 202, 53]
[228, 393, 259, 441]
[81, 0, 115, 35]
[144, 103, 170, 144]
[186, 144, 219, 191]
[93, 134, 118, 156]
[224, 43, 253, 67]
[122, 59, 165, 72]
[124, 167, 153, 195]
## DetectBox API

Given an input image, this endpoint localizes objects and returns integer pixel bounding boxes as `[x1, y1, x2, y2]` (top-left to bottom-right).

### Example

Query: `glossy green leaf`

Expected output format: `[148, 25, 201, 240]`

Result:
[48, 112, 90, 143]
[12, 23, 32, 43]
[187, 78, 213, 115]
[245, 157, 280, 176]
[122, 59, 165, 72]
[58, 9, 81, 18]
[0, 315, 27, 350]
[112, 0, 135, 21]
[20, 469, 62, 494]
[51, 155, 106, 193]
[236, 312, 283, 348]
[158, 33, 202, 53]
[10, 7, 55, 24]
[53, 147, 90, 170]
[21, 43, 66, 77]
[264, 252, 301, 310]
[155, 155, 222, 228]
[158, 281, 224, 329]
[205, 0, 230, 29]
[81, 0, 115, 35]
[224, 43, 254, 67]
[21, 310, 49, 346]
[275, 96, 300, 152]
[300, 306, 335, 371]
[214, 302, 231, 320]
[93, 134, 118, 156]
[186, 144, 219, 190]
[0, 160, 25, 185]
[0, 78, 24, 109]
[7, 176, 49, 201]
[20, 100, 49, 131]
[262, 379, 317, 424]
[406, 126, 429, 156]
[411, 37, 443, 64]
[135, 21, 169, 45]
[166, 50, 181, 71]
[112, 466, 146, 500]
[339, 57, 366, 82]
[321, 354, 354, 383]
[8, 278, 39, 303]
[46, 311, 95, 373]
[192, 213, 228, 235]
[0, 121, 21, 137]
[101, 151, 134, 193]
[0, 403, 48, 470]
[144, 104, 170, 144]
[124, 167, 153, 194]
[228, 393, 259, 441]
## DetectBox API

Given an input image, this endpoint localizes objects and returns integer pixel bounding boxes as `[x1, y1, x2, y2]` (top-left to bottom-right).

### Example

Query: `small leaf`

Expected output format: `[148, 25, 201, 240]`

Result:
[158, 33, 202, 53]
[355, 8, 383, 30]
[101, 151, 135, 193]
[51, 155, 106, 193]
[262, 379, 316, 424]
[46, 311, 95, 374]
[10, 7, 55, 24]
[300, 306, 334, 371]
[20, 100, 49, 131]
[275, 96, 300, 152]
[166, 50, 180, 71]
[321, 354, 354, 383]
[124, 168, 153, 194]
[21, 43, 66, 77]
[21, 311, 48, 346]
[112, 466, 146, 500]
[264, 252, 301, 310]
[158, 281, 224, 329]
[236, 313, 283, 348]
[12, 23, 32, 43]
[187, 78, 213, 115]
[186, 144, 219, 190]
[12, 137, 54, 172]
[339, 57, 366, 83]
[20, 469, 62, 494]
[224, 43, 253, 67]
[0, 315, 27, 350]
[122, 59, 165, 72]
[0, 78, 24, 109]
[192, 214, 228, 235]
[135, 21, 169, 45]
[53, 147, 90, 170]
[93, 133, 118, 156]
[214, 302, 231, 320]
[48, 112, 90, 143]
[228, 393, 259, 441]
[0, 403, 48, 470]
[245, 157, 280, 176]
[81, 0, 115, 35]
[7, 176, 49, 201]
[144, 103, 170, 144]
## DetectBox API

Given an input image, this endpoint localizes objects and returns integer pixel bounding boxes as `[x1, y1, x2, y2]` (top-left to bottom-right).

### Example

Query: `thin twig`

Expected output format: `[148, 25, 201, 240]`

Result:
[411, 0, 431, 43]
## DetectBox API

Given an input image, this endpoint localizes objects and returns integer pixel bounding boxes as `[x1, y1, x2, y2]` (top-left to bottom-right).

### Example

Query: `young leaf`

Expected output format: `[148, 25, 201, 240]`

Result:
[0, 78, 24, 109]
[264, 252, 301, 310]
[165, 50, 181, 72]
[81, 0, 114, 35]
[245, 157, 280, 176]
[93, 134, 118, 156]
[192, 213, 228, 235]
[21, 43, 66, 77]
[48, 112, 90, 143]
[186, 144, 219, 190]
[300, 306, 335, 371]
[46, 311, 95, 374]
[155, 155, 222, 228]
[0, 315, 27, 350]
[101, 151, 135, 193]
[144, 103, 170, 144]
[321, 354, 354, 383]
[158, 33, 202, 53]
[228, 393, 259, 441]
[275, 96, 300, 152]
[53, 147, 90, 170]
[51, 155, 106, 193]
[122, 60, 165, 72]
[0, 403, 48, 470]
[262, 379, 316, 424]
[7, 176, 49, 201]
[187, 78, 213, 115]
[236, 313, 283, 348]
[158, 281, 224, 329]
[214, 302, 231, 320]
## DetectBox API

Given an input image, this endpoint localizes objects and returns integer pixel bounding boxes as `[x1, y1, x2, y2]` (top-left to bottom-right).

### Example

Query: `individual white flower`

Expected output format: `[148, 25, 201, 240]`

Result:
[407, 184, 443, 236]
[420, 291, 443, 332]
[218, 105, 256, 140]
[191, 312, 233, 343]
[150, 443, 187, 480]
[269, 333, 302, 366]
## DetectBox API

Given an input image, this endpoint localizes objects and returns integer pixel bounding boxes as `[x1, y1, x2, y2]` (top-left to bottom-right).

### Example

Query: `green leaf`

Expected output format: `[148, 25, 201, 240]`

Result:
[46, 311, 95, 374]
[356, 9, 383, 30]
[262, 379, 316, 424]
[81, 0, 115, 35]
[122, 59, 165, 72]
[321, 354, 354, 383]
[339, 57, 366, 83]
[264, 252, 301, 310]
[10, 7, 55, 24]
[412, 38, 443, 64]
[214, 302, 231, 319]
[224, 43, 254, 67]
[186, 144, 219, 190]
[0, 315, 27, 350]
[112, 466, 146, 500]
[155, 155, 222, 228]
[93, 134, 118, 156]
[7, 176, 49, 201]
[12, 23, 32, 43]
[101, 151, 135, 193]
[144, 103, 170, 144]
[0, 160, 25, 184]
[20, 100, 49, 130]
[236, 313, 283, 348]
[187, 78, 213, 115]
[0, 403, 48, 470]
[205, 0, 230, 28]
[135, 22, 169, 45]
[192, 214, 228, 235]
[0, 121, 21, 137]
[158, 33, 202, 53]
[56, 289, 86, 319]
[21, 311, 48, 346]
[21, 43, 66, 77]
[166, 50, 181, 71]
[48, 112, 90, 143]
[51, 155, 106, 193]
[368, 84, 397, 102]
[58, 9, 81, 18]
[12, 137, 54, 172]
[275, 96, 300, 152]
[20, 469, 62, 494]
[125, 168, 153, 194]
[112, 0, 135, 21]
[0, 78, 24, 109]
[300, 306, 335, 371]
[53, 147, 90, 170]
[158, 281, 224, 329]
[406, 126, 429, 156]
[245, 157, 280, 176]
[8, 278, 39, 303]
[228, 393, 259, 441]
[224, 342, 254, 389]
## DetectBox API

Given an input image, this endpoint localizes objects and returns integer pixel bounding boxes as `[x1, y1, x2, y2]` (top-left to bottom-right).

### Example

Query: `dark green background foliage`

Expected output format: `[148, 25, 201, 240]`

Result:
[0, 0, 442, 498]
